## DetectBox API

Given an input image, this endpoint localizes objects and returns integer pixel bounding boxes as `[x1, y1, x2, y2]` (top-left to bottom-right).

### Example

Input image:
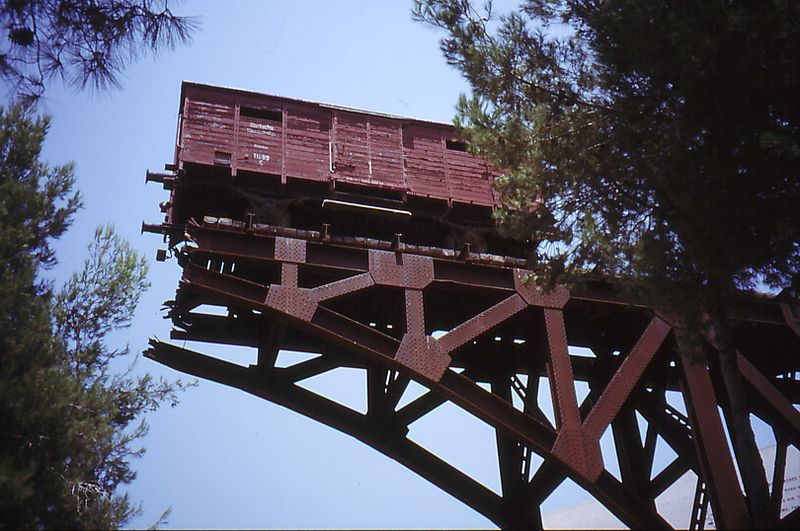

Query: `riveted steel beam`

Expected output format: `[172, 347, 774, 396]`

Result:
[583, 316, 671, 439]
[679, 348, 749, 530]
[150, 219, 800, 529]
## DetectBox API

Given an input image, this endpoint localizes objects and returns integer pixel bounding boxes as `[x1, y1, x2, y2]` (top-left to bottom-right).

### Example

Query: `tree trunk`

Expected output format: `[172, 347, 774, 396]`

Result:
[708, 307, 773, 528]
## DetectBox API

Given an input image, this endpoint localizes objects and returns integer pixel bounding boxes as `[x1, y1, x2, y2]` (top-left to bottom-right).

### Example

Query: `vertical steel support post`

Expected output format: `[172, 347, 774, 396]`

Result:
[679, 347, 749, 529]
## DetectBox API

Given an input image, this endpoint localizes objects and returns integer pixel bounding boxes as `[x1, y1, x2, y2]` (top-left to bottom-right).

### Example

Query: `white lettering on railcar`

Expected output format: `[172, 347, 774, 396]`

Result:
[253, 144, 270, 150]
[246, 122, 276, 136]
[249, 122, 274, 130]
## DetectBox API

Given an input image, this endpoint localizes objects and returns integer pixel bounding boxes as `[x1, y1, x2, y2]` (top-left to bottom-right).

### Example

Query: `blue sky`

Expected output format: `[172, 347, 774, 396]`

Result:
[30, 1, 784, 528]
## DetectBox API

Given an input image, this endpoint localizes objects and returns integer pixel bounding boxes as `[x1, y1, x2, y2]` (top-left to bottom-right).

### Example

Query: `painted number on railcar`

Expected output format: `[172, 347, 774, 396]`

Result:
[253, 152, 271, 165]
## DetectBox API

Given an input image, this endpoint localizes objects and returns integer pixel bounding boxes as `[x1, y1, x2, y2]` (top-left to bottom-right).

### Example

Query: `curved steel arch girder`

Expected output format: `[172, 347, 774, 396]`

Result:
[146, 338, 672, 529]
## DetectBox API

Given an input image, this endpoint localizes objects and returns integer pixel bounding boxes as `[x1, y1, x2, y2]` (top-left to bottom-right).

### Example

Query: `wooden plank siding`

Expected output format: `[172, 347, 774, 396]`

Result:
[333, 111, 370, 183]
[283, 105, 330, 182]
[333, 111, 405, 190]
[181, 94, 236, 167]
[402, 124, 448, 202]
[178, 82, 498, 207]
[369, 116, 404, 189]
[444, 147, 494, 206]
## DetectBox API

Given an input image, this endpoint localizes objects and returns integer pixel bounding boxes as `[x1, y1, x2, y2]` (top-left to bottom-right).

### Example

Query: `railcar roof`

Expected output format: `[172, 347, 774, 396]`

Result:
[180, 81, 457, 129]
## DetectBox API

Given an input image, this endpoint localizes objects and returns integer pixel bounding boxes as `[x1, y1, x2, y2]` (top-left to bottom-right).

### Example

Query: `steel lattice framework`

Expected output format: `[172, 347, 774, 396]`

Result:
[145, 217, 800, 529]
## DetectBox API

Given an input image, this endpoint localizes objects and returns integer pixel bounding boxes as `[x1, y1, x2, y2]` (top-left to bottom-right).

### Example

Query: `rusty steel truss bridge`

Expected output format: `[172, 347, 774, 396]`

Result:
[143, 215, 800, 529]
[142, 83, 800, 529]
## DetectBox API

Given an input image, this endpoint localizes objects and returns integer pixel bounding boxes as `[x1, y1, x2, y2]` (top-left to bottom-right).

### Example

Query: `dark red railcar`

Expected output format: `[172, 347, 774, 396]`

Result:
[150, 82, 521, 253]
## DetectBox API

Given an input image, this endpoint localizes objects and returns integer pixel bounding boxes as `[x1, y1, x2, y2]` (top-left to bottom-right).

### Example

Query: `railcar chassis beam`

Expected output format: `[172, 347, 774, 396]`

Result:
[147, 218, 800, 529]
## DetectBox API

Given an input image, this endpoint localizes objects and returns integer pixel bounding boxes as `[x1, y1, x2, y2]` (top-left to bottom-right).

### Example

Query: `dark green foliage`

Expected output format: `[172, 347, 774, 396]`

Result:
[0, 104, 188, 529]
[415, 1, 800, 526]
[51, 225, 191, 528]
[0, 0, 196, 100]
[415, 1, 800, 308]
[0, 103, 81, 528]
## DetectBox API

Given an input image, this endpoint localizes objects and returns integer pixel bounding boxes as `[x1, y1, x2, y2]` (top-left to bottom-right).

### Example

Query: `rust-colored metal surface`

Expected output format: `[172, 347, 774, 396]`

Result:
[679, 344, 749, 529]
[145, 86, 800, 529]
[178, 82, 497, 207]
[144, 218, 800, 529]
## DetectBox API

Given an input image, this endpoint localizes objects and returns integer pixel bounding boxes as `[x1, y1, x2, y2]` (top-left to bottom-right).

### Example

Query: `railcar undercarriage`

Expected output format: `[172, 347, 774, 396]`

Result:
[147, 165, 536, 258]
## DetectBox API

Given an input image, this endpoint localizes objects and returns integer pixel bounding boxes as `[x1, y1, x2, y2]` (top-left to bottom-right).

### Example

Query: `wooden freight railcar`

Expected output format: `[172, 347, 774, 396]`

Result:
[151, 82, 523, 254]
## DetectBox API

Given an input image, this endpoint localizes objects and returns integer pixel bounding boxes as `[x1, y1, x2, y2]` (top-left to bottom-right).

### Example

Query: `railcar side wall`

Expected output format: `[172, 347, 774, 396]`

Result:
[178, 84, 498, 207]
